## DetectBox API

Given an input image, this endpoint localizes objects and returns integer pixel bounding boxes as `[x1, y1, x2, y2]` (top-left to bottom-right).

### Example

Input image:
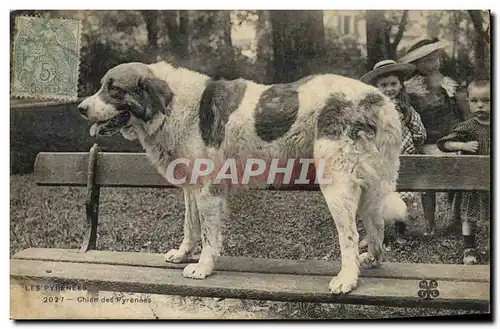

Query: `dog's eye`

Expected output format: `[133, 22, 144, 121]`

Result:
[109, 85, 126, 98]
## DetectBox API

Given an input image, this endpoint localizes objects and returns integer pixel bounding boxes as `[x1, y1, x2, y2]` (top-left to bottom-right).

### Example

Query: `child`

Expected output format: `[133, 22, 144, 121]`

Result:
[437, 80, 491, 265]
[360, 59, 427, 246]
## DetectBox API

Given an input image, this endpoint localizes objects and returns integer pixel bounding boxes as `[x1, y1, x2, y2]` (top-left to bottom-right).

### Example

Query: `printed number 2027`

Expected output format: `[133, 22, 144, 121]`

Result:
[43, 296, 64, 303]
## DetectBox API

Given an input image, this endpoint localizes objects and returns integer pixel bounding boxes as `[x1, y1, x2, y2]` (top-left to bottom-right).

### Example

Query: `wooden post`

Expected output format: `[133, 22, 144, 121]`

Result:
[81, 143, 101, 253]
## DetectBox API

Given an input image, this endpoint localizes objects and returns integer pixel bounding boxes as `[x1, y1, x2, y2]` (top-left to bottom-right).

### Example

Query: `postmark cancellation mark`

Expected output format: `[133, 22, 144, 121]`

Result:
[11, 16, 82, 101]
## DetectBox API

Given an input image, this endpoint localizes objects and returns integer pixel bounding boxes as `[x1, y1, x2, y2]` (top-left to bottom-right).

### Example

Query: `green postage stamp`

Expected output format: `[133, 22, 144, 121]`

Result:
[11, 16, 82, 101]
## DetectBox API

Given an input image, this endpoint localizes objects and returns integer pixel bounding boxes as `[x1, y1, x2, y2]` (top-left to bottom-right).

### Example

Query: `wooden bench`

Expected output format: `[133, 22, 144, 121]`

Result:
[10, 147, 491, 312]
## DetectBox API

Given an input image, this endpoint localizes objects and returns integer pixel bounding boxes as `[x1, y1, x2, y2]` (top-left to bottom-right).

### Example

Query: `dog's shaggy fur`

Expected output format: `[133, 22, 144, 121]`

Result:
[78, 61, 404, 294]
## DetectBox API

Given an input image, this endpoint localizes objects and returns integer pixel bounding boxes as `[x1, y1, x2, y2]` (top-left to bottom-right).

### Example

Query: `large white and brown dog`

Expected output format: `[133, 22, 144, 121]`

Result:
[78, 61, 406, 294]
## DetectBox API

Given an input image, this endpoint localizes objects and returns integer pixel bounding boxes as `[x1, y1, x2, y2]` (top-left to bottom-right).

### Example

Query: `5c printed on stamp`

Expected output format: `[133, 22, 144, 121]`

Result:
[11, 16, 82, 101]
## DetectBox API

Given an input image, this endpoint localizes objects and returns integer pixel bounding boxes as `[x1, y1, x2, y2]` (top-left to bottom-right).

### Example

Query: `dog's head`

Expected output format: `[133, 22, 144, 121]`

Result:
[78, 62, 174, 137]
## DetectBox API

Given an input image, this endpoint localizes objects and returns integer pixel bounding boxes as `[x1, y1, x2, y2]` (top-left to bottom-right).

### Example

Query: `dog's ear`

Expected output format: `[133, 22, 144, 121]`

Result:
[132, 76, 174, 121]
[139, 77, 174, 113]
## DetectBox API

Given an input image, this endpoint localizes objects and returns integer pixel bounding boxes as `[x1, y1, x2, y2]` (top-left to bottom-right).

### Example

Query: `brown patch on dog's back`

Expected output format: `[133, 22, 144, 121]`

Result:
[254, 75, 317, 142]
[358, 92, 385, 109]
[317, 92, 377, 140]
[316, 93, 354, 139]
[199, 78, 247, 148]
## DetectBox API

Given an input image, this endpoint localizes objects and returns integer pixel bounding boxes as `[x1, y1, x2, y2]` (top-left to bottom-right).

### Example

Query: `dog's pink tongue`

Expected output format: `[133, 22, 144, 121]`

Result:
[90, 123, 100, 137]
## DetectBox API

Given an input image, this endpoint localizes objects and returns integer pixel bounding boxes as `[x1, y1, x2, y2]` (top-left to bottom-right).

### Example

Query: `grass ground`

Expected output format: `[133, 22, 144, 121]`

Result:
[10, 173, 490, 319]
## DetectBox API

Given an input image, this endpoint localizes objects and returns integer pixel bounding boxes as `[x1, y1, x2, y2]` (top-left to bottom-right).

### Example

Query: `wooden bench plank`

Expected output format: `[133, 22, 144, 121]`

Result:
[10, 259, 490, 311]
[13, 248, 490, 283]
[10, 98, 83, 110]
[397, 155, 490, 192]
[34, 152, 490, 191]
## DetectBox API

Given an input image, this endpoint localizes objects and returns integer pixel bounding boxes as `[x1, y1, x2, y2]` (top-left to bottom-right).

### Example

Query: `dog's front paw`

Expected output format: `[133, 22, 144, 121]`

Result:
[165, 249, 189, 263]
[359, 252, 380, 269]
[329, 270, 358, 294]
[182, 263, 214, 279]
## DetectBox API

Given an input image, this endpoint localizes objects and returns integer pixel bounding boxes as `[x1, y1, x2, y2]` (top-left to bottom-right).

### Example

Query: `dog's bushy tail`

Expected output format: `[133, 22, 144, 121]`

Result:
[380, 191, 408, 224]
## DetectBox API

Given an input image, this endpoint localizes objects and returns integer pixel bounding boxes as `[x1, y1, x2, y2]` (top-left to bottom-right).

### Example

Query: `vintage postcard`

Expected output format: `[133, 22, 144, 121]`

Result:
[10, 9, 491, 320]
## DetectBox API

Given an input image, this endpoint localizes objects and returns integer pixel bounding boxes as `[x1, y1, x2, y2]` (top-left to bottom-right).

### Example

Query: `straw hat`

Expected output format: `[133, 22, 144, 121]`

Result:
[360, 59, 416, 85]
[398, 37, 450, 64]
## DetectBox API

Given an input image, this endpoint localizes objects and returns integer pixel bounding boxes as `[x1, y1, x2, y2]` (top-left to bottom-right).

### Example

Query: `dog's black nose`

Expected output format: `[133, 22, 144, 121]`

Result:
[78, 104, 88, 117]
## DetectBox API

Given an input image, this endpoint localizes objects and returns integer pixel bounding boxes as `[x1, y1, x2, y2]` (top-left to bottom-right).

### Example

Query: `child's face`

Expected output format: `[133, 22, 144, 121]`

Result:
[413, 51, 441, 75]
[375, 75, 401, 99]
[468, 85, 491, 114]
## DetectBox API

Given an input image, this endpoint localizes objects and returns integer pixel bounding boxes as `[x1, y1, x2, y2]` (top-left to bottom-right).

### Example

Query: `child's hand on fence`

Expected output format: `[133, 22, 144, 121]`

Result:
[461, 141, 479, 153]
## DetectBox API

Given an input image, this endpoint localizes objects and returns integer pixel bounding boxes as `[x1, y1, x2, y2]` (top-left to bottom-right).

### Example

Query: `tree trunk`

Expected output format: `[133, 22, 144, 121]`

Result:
[177, 10, 190, 59]
[474, 30, 489, 79]
[256, 10, 273, 83]
[391, 10, 408, 57]
[452, 11, 459, 60]
[219, 10, 233, 56]
[212, 10, 236, 79]
[366, 10, 391, 70]
[469, 10, 490, 79]
[270, 10, 325, 83]
[162, 11, 191, 60]
[426, 14, 440, 39]
[142, 11, 160, 62]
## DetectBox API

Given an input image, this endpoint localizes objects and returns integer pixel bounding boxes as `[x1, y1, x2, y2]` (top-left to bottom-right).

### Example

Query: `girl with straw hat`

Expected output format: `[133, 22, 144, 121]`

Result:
[360, 59, 427, 247]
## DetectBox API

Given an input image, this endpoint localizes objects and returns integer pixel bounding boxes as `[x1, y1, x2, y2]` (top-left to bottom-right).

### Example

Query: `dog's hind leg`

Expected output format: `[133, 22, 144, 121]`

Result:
[182, 184, 228, 279]
[315, 151, 363, 294]
[357, 191, 385, 269]
[165, 187, 201, 263]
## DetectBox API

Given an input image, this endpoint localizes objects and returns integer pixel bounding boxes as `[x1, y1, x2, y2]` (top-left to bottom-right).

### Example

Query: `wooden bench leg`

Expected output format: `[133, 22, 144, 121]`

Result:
[81, 144, 100, 253]
[421, 191, 436, 235]
[81, 187, 99, 252]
